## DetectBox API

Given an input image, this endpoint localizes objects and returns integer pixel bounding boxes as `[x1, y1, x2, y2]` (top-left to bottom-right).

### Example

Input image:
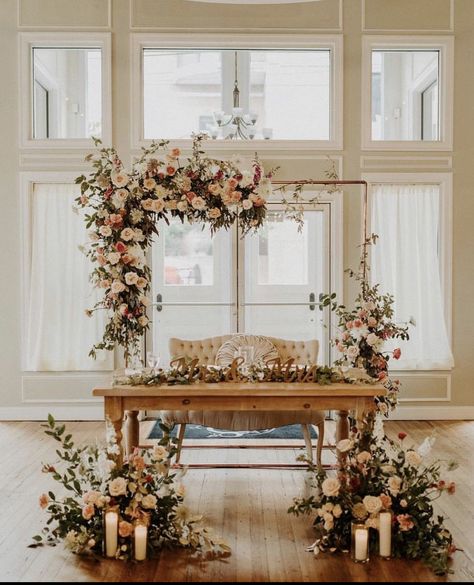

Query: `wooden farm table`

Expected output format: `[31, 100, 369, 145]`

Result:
[93, 382, 385, 462]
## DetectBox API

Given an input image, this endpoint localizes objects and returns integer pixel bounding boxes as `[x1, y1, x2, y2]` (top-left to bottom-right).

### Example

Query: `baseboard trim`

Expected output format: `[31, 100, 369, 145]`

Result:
[390, 406, 474, 420]
[0, 405, 103, 421]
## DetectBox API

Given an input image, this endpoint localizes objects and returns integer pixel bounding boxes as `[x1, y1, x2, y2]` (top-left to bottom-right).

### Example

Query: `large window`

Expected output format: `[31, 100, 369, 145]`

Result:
[362, 36, 453, 150]
[134, 34, 343, 147]
[369, 179, 453, 370]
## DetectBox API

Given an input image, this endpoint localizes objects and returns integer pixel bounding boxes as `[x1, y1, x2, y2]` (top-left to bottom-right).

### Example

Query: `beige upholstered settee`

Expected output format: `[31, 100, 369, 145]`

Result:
[160, 335, 325, 465]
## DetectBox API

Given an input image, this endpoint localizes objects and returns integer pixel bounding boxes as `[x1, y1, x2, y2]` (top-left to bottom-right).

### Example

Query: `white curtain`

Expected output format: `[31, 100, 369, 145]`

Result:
[371, 183, 454, 370]
[25, 183, 113, 371]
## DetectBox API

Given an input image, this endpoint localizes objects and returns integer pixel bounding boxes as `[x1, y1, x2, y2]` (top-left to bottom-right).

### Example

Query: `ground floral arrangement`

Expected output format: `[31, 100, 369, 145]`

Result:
[289, 417, 458, 575]
[75, 134, 272, 362]
[32, 416, 229, 560]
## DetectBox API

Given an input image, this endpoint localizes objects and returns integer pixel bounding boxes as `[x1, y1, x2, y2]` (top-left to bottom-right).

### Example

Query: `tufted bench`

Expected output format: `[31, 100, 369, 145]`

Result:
[159, 335, 325, 465]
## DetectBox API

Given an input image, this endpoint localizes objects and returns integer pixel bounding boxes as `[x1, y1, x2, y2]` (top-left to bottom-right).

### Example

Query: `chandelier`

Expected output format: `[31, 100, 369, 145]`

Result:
[209, 51, 272, 140]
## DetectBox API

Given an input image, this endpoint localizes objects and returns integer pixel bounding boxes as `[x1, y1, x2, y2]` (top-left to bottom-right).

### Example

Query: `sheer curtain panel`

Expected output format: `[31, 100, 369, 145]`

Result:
[371, 183, 454, 370]
[25, 183, 113, 371]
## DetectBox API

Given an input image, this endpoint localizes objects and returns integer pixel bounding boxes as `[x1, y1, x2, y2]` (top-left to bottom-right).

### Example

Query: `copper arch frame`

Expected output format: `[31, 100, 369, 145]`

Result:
[271, 179, 370, 290]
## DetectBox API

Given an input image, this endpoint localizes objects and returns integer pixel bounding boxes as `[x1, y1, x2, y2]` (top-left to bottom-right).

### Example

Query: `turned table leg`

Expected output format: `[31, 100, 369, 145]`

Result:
[125, 410, 140, 455]
[336, 410, 350, 465]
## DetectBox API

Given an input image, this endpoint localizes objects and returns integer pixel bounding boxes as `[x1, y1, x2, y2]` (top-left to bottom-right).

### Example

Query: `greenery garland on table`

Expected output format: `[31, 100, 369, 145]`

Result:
[32, 416, 229, 560]
[289, 418, 458, 575]
[74, 134, 272, 363]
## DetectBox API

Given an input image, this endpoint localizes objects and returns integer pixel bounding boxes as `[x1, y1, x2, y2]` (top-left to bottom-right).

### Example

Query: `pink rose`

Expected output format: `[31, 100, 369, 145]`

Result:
[227, 178, 238, 189]
[379, 494, 392, 509]
[170, 147, 181, 158]
[397, 514, 414, 532]
[353, 319, 363, 328]
[82, 504, 95, 520]
[132, 455, 145, 471]
[253, 196, 266, 207]
[39, 493, 49, 509]
[393, 348, 401, 360]
[186, 191, 196, 202]
[368, 317, 377, 327]
[346, 321, 354, 329]
[96, 254, 107, 266]
[119, 521, 133, 538]
[166, 165, 176, 176]
[108, 214, 123, 228]
[115, 241, 127, 253]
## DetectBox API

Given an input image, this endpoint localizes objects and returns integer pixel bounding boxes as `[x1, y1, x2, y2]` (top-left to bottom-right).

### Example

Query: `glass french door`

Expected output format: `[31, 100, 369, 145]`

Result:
[151, 204, 332, 365]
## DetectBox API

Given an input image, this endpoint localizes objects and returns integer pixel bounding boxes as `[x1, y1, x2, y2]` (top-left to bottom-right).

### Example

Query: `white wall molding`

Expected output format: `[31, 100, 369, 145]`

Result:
[390, 405, 474, 421]
[18, 0, 112, 30]
[129, 0, 343, 32]
[395, 372, 451, 403]
[362, 0, 454, 34]
[360, 155, 452, 171]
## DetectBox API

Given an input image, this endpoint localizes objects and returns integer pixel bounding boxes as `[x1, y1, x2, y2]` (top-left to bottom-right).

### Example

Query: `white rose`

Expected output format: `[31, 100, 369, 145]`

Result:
[124, 272, 139, 285]
[362, 495, 382, 515]
[99, 225, 112, 237]
[381, 465, 396, 475]
[332, 504, 342, 518]
[141, 198, 154, 211]
[111, 280, 126, 294]
[155, 186, 170, 199]
[405, 450, 422, 467]
[400, 499, 408, 508]
[191, 197, 206, 210]
[111, 189, 128, 209]
[89, 230, 100, 242]
[388, 476, 402, 496]
[337, 439, 353, 453]
[152, 199, 165, 213]
[323, 512, 333, 523]
[321, 477, 340, 498]
[242, 199, 253, 210]
[324, 518, 334, 531]
[257, 177, 272, 198]
[177, 200, 188, 212]
[366, 333, 379, 347]
[108, 477, 127, 497]
[139, 295, 151, 306]
[111, 171, 129, 188]
[107, 252, 121, 265]
[120, 228, 135, 241]
[153, 445, 168, 461]
[143, 178, 156, 191]
[165, 200, 178, 210]
[208, 207, 221, 219]
[346, 345, 360, 359]
[365, 517, 379, 530]
[141, 494, 157, 510]
[134, 228, 145, 242]
[322, 502, 334, 512]
[356, 451, 372, 465]
[239, 170, 254, 187]
[138, 316, 149, 327]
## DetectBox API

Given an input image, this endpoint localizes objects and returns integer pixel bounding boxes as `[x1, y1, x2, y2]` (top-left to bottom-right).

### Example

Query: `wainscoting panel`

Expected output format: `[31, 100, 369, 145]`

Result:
[360, 156, 453, 172]
[395, 373, 451, 402]
[18, 0, 111, 29]
[130, 0, 343, 31]
[22, 374, 111, 403]
[363, 0, 453, 32]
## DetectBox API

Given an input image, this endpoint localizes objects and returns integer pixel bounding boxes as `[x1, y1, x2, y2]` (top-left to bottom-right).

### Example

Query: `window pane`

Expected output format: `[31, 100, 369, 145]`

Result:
[25, 184, 112, 371]
[249, 50, 330, 140]
[143, 49, 222, 139]
[372, 50, 439, 141]
[257, 213, 308, 285]
[164, 220, 214, 286]
[33, 48, 102, 139]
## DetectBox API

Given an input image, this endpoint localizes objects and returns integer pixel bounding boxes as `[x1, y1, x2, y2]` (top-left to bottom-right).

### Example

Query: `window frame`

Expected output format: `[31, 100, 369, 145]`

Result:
[364, 172, 453, 368]
[19, 32, 112, 149]
[131, 33, 343, 151]
[361, 36, 453, 151]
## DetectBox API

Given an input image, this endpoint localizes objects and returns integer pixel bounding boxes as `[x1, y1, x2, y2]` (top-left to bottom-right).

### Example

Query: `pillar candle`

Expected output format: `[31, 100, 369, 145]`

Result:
[104, 510, 118, 558]
[134, 524, 148, 561]
[355, 528, 369, 561]
[379, 511, 392, 557]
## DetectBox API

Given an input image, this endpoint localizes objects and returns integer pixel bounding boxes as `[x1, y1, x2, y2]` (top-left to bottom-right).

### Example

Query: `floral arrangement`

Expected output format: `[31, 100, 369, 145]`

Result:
[289, 418, 457, 575]
[113, 358, 377, 388]
[319, 235, 410, 413]
[74, 134, 272, 362]
[31, 415, 229, 560]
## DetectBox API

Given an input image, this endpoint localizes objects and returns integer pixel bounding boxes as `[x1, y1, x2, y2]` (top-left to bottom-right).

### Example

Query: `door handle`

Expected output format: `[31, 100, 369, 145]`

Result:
[309, 292, 316, 311]
[156, 293, 162, 312]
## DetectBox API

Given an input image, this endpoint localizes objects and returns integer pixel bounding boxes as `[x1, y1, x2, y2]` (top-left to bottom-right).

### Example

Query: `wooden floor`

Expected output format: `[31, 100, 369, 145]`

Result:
[1, 420, 473, 582]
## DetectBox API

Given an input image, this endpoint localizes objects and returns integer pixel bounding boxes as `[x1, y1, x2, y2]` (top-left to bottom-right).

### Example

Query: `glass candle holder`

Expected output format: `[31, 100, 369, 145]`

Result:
[133, 520, 148, 561]
[103, 506, 119, 558]
[351, 521, 369, 563]
[378, 510, 393, 559]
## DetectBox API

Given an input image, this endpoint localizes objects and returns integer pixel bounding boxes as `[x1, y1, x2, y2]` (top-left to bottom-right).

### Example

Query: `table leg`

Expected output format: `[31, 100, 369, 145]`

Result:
[125, 410, 140, 455]
[336, 410, 350, 443]
[104, 396, 124, 466]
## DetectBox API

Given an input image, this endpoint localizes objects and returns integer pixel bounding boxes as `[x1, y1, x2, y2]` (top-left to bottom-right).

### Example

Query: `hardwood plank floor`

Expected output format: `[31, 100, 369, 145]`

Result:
[1, 420, 473, 582]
